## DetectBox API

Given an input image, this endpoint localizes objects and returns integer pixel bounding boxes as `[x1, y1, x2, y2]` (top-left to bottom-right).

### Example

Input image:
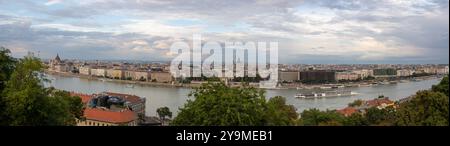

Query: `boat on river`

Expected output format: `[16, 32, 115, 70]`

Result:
[295, 90, 358, 99]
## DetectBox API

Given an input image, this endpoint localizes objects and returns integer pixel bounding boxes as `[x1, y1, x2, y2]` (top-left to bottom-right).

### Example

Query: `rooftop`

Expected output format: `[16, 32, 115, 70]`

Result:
[84, 108, 137, 124]
[103, 92, 144, 104]
[70, 92, 93, 104]
[365, 97, 394, 107]
[336, 107, 358, 116]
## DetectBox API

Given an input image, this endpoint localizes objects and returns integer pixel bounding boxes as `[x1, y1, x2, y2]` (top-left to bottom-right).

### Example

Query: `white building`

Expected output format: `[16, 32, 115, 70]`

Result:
[352, 69, 373, 79]
[91, 68, 106, 77]
[336, 72, 360, 81]
[397, 69, 413, 77]
[79, 66, 91, 75]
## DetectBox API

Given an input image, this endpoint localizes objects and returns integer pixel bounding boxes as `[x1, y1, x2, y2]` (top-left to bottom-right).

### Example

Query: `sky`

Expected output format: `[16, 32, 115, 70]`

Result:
[0, 0, 448, 64]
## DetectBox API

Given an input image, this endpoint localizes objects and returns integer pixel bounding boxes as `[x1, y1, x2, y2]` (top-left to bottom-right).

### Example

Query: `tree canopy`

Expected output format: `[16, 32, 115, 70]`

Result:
[171, 82, 299, 126]
[0, 47, 16, 91]
[157, 106, 173, 125]
[0, 48, 84, 126]
[395, 90, 448, 126]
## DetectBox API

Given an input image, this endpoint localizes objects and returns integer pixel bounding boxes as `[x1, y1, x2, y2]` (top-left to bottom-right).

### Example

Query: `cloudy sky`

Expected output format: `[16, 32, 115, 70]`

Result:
[0, 0, 448, 64]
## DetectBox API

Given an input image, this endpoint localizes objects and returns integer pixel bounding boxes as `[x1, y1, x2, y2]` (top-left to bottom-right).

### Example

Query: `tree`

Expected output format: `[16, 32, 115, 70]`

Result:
[0, 47, 16, 91]
[48, 89, 84, 121]
[365, 107, 396, 126]
[2, 56, 48, 125]
[264, 96, 299, 126]
[432, 76, 448, 97]
[348, 99, 364, 107]
[156, 106, 172, 125]
[0, 47, 16, 125]
[1, 55, 84, 125]
[343, 113, 368, 126]
[395, 90, 448, 126]
[300, 109, 344, 126]
[171, 82, 298, 126]
[139, 76, 146, 81]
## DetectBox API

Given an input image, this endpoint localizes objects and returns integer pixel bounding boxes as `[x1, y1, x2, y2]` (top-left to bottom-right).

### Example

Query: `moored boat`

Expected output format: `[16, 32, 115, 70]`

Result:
[295, 90, 357, 99]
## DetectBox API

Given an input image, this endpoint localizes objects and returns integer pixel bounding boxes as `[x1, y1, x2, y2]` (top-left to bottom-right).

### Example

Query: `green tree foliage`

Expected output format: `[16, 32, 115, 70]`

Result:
[49, 89, 84, 120]
[348, 99, 363, 107]
[300, 109, 344, 126]
[432, 76, 448, 97]
[2, 56, 48, 125]
[365, 107, 396, 126]
[265, 96, 299, 126]
[395, 90, 448, 126]
[343, 113, 368, 126]
[171, 82, 298, 126]
[0, 47, 16, 125]
[157, 106, 172, 125]
[0, 53, 84, 126]
[0, 47, 16, 91]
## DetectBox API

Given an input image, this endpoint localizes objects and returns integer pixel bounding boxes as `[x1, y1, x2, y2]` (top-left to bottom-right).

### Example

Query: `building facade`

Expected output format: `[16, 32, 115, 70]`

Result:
[335, 72, 360, 81]
[396, 69, 413, 77]
[352, 69, 373, 79]
[79, 66, 91, 75]
[77, 108, 138, 126]
[106, 69, 124, 79]
[373, 68, 397, 77]
[133, 71, 150, 81]
[300, 71, 336, 82]
[151, 72, 173, 83]
[278, 71, 300, 82]
[91, 68, 106, 77]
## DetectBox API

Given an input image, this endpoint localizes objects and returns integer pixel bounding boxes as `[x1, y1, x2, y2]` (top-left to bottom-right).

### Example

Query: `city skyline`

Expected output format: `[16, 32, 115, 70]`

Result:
[0, 0, 449, 64]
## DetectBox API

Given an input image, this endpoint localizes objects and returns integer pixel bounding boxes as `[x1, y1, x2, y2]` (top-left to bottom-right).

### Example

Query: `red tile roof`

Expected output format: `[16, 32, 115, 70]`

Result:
[365, 98, 394, 107]
[70, 92, 93, 104]
[103, 92, 144, 104]
[337, 107, 357, 116]
[84, 108, 137, 124]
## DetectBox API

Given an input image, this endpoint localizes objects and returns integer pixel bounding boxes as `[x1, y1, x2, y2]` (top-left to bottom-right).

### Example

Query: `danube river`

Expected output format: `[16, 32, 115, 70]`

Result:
[43, 74, 441, 116]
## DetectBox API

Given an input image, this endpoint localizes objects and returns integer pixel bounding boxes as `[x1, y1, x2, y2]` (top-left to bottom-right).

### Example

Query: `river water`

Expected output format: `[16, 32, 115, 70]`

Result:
[43, 74, 441, 116]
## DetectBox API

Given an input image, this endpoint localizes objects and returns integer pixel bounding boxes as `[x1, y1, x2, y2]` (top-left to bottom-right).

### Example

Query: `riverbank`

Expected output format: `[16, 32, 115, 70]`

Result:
[44, 70, 202, 89]
[279, 75, 443, 90]
[44, 70, 443, 90]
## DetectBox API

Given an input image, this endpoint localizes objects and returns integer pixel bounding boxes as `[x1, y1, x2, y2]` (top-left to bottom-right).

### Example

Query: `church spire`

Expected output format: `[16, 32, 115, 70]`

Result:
[55, 53, 61, 61]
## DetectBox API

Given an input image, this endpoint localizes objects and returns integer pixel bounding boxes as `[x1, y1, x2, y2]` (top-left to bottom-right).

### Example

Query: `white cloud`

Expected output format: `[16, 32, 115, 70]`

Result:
[0, 0, 448, 63]
[45, 0, 62, 6]
[120, 20, 203, 38]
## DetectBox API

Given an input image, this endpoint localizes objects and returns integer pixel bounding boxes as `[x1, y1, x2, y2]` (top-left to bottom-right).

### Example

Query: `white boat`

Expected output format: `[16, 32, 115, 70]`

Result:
[295, 90, 357, 99]
[126, 84, 134, 88]
[359, 84, 371, 87]
[320, 86, 332, 89]
[295, 92, 326, 99]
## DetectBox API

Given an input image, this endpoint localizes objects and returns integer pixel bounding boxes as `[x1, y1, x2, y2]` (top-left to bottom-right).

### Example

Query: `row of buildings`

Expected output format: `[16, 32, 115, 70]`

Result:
[278, 66, 449, 83]
[48, 54, 173, 83]
[48, 54, 448, 84]
[80, 66, 173, 83]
